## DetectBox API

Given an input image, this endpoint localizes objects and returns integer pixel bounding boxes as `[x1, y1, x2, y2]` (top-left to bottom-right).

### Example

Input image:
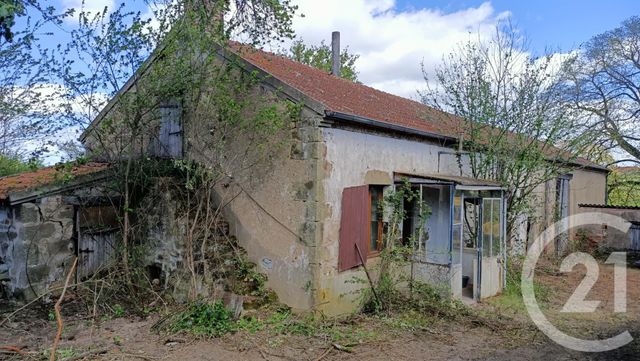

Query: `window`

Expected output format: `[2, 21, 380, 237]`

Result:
[482, 198, 502, 258]
[369, 186, 384, 255]
[463, 198, 481, 249]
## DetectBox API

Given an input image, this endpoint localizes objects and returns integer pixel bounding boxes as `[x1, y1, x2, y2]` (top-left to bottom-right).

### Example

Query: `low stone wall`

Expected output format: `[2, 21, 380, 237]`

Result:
[1, 196, 75, 300]
[410, 261, 454, 297]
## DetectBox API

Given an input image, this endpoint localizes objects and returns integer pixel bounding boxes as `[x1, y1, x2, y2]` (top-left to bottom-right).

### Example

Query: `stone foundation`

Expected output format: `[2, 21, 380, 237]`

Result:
[1, 196, 76, 300]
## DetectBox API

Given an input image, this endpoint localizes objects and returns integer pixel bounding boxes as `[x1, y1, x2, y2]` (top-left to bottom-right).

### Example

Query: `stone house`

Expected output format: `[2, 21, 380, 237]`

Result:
[0, 163, 116, 300]
[74, 37, 609, 315]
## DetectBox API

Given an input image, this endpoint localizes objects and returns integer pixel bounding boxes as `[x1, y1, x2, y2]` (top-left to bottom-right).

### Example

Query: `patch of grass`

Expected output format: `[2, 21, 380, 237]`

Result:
[265, 307, 317, 336]
[236, 315, 264, 333]
[113, 304, 125, 318]
[382, 309, 433, 332]
[164, 297, 448, 346]
[42, 347, 77, 360]
[489, 258, 550, 313]
[323, 322, 372, 344]
[169, 300, 235, 337]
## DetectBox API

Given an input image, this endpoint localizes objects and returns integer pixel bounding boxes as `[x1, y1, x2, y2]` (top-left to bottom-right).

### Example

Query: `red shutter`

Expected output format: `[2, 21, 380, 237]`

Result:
[338, 185, 369, 271]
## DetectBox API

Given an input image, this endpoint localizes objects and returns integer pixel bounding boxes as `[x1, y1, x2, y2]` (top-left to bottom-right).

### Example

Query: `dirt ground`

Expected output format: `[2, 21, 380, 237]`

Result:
[3, 258, 640, 361]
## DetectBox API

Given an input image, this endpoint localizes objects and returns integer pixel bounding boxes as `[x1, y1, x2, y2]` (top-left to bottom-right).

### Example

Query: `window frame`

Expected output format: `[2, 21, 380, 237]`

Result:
[368, 185, 385, 257]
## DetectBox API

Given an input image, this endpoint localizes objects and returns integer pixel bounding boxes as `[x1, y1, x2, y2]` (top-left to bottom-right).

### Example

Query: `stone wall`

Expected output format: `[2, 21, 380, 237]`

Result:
[184, 101, 321, 311]
[0, 196, 75, 300]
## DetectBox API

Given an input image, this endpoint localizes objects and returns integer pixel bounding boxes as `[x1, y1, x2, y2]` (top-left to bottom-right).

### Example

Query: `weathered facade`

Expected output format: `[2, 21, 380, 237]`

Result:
[0, 164, 116, 300]
[526, 167, 609, 255]
[78, 41, 609, 315]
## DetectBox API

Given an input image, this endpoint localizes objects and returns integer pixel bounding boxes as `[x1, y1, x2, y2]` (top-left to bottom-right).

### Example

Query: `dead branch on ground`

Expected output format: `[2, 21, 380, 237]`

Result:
[50, 257, 78, 361]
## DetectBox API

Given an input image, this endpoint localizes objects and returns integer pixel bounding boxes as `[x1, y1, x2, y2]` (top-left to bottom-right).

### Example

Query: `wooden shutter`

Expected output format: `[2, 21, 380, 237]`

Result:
[338, 185, 369, 271]
[151, 104, 183, 159]
[165, 105, 183, 158]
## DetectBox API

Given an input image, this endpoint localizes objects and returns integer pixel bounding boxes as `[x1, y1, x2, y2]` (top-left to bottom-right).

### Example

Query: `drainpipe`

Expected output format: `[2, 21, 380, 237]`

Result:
[331, 31, 340, 77]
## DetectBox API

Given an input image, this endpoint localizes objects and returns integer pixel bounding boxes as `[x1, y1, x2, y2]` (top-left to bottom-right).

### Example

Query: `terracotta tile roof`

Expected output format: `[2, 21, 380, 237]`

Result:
[229, 43, 606, 171]
[0, 162, 110, 200]
[230, 42, 461, 138]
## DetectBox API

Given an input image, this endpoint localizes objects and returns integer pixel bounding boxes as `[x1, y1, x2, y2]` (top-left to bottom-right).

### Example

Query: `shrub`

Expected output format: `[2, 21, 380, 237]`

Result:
[169, 300, 235, 337]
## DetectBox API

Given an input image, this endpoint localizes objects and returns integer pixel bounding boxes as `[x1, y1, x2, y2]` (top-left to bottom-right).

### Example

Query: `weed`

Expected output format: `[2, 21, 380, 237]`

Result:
[490, 257, 549, 312]
[383, 309, 432, 332]
[43, 347, 78, 360]
[265, 306, 316, 336]
[113, 304, 125, 318]
[325, 325, 377, 344]
[143, 306, 156, 316]
[169, 300, 235, 337]
[58, 348, 77, 359]
[236, 315, 264, 333]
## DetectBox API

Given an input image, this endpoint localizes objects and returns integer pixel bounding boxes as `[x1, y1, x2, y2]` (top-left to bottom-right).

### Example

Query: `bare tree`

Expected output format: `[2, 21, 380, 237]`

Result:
[420, 22, 591, 245]
[0, 2, 65, 158]
[563, 16, 640, 166]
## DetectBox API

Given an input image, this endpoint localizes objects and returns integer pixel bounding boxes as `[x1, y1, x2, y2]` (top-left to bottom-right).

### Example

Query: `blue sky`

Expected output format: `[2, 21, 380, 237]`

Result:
[11, 0, 640, 162]
[29, 0, 639, 98]
[287, 0, 639, 98]
[396, 0, 640, 54]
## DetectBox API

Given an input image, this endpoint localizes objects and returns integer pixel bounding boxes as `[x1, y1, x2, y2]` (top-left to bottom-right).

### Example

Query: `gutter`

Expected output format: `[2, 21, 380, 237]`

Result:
[323, 110, 458, 145]
[324, 110, 609, 174]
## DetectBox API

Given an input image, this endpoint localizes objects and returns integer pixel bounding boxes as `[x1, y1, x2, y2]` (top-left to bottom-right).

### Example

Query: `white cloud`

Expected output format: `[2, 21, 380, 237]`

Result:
[22, 83, 109, 124]
[61, 0, 115, 22]
[12, 83, 107, 164]
[275, 0, 509, 99]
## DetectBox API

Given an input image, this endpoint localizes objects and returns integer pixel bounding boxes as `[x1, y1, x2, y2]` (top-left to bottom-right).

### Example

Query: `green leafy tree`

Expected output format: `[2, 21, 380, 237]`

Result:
[608, 167, 640, 206]
[563, 16, 640, 167]
[420, 22, 591, 245]
[0, 0, 24, 42]
[287, 39, 359, 81]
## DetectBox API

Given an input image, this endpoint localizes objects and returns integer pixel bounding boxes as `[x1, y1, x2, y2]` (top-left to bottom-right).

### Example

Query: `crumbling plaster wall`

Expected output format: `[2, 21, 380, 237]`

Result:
[526, 168, 608, 254]
[570, 168, 607, 217]
[140, 179, 186, 286]
[527, 176, 558, 254]
[0, 196, 75, 300]
[317, 127, 472, 315]
[185, 104, 322, 311]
